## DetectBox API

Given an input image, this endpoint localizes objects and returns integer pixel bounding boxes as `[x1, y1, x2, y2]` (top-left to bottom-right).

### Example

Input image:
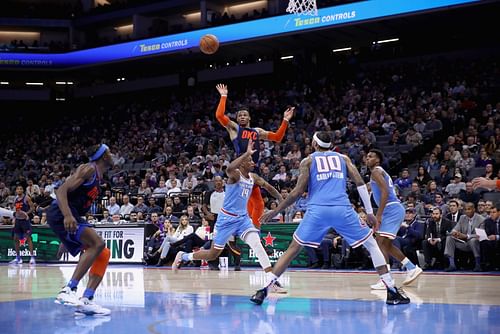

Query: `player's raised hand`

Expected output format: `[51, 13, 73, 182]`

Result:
[283, 106, 295, 122]
[471, 177, 494, 190]
[216, 83, 228, 96]
[246, 139, 256, 155]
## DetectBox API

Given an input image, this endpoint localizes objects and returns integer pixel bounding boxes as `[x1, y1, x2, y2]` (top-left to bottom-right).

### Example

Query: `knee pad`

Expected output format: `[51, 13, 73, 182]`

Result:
[363, 237, 386, 269]
[243, 232, 271, 270]
[90, 247, 110, 277]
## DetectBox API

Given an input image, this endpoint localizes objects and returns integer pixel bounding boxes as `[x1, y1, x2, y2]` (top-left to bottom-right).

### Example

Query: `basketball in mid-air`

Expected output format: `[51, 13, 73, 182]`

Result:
[199, 34, 219, 55]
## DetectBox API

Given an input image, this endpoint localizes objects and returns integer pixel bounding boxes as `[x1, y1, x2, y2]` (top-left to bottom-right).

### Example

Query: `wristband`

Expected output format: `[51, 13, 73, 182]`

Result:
[357, 185, 373, 214]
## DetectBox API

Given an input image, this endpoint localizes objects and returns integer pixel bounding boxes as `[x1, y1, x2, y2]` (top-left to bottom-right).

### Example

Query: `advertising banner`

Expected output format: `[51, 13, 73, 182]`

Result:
[0, 0, 479, 69]
[0, 225, 144, 263]
[237, 223, 309, 267]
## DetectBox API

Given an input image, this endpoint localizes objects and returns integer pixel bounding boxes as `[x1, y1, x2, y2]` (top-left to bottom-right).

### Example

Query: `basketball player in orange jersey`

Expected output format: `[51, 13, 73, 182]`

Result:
[215, 83, 294, 228]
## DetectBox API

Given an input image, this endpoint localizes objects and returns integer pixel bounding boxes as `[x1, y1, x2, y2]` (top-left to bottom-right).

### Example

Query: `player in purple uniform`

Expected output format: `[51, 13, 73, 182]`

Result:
[250, 132, 410, 305]
[9, 185, 36, 265]
[215, 83, 294, 228]
[46, 144, 114, 316]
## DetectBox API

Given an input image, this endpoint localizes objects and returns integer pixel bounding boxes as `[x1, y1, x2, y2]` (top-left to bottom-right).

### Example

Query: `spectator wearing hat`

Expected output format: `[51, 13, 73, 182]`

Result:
[444, 173, 466, 197]
[193, 176, 209, 193]
[391, 207, 425, 269]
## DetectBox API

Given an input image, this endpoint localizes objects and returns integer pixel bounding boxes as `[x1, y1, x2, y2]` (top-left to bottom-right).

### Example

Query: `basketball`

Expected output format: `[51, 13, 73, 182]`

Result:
[199, 34, 219, 55]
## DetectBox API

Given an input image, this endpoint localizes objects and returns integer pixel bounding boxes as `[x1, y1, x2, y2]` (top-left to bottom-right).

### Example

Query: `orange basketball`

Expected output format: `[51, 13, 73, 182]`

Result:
[199, 34, 219, 55]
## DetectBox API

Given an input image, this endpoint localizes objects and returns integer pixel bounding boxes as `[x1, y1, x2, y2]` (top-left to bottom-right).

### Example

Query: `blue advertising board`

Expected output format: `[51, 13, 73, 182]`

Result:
[0, 0, 479, 69]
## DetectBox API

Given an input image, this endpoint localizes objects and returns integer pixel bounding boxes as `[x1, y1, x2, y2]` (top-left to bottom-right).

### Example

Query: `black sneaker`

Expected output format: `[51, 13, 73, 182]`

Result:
[250, 288, 268, 305]
[386, 287, 410, 305]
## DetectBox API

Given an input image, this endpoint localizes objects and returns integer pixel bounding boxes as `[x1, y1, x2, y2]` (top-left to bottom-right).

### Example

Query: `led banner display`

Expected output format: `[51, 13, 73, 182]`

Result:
[0, 0, 479, 69]
[0, 225, 145, 263]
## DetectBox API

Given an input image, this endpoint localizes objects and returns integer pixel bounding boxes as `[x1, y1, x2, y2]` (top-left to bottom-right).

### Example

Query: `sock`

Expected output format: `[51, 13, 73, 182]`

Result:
[475, 257, 481, 266]
[83, 288, 95, 300]
[16, 255, 21, 260]
[264, 272, 278, 288]
[181, 252, 193, 261]
[67, 279, 79, 291]
[448, 257, 455, 268]
[401, 257, 416, 271]
[380, 272, 396, 292]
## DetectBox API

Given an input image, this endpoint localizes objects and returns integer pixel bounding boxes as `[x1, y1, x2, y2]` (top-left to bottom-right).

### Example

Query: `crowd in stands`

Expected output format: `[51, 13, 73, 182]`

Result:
[0, 50, 498, 270]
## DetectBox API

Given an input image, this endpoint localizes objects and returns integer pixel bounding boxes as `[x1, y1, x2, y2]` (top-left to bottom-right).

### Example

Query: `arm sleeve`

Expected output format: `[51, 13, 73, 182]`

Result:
[215, 96, 230, 127]
[267, 119, 289, 142]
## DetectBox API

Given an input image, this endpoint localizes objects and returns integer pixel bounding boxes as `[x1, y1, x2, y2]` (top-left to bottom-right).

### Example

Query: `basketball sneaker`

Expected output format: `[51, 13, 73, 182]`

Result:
[75, 297, 111, 316]
[250, 287, 268, 305]
[172, 251, 185, 271]
[386, 287, 410, 305]
[402, 266, 423, 286]
[9, 258, 22, 265]
[270, 281, 287, 294]
[29, 257, 36, 265]
[370, 280, 386, 290]
[55, 286, 83, 307]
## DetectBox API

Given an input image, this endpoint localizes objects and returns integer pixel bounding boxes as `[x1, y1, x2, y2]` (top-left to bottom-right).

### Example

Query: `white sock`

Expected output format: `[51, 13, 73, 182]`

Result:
[380, 273, 395, 290]
[265, 272, 278, 288]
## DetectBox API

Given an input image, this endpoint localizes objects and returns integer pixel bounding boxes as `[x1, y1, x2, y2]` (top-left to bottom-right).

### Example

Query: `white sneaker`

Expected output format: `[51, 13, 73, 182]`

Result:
[172, 251, 185, 271]
[270, 281, 288, 294]
[75, 297, 111, 316]
[9, 258, 22, 265]
[402, 266, 423, 286]
[370, 280, 386, 290]
[55, 286, 83, 307]
[29, 257, 36, 265]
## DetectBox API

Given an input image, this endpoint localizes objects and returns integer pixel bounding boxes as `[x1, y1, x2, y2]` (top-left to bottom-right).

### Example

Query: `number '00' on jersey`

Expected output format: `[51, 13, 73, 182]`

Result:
[308, 151, 351, 207]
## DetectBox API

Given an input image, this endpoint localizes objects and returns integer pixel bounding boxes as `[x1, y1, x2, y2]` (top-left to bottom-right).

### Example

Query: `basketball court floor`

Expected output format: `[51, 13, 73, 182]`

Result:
[1, 263, 499, 334]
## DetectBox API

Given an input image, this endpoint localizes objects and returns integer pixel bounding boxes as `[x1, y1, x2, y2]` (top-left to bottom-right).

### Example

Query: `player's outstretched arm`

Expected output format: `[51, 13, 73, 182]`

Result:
[260, 157, 310, 224]
[257, 106, 294, 142]
[253, 174, 283, 203]
[215, 84, 237, 133]
[25, 195, 35, 217]
[226, 139, 256, 183]
[472, 177, 500, 191]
